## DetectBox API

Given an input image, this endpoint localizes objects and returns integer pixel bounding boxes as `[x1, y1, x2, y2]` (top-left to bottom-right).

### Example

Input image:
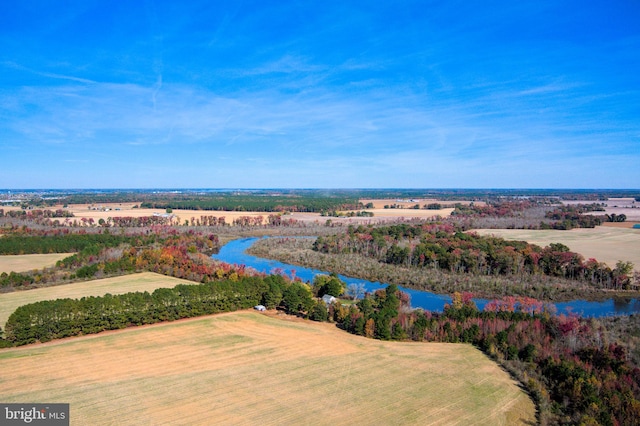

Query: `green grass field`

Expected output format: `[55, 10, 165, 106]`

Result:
[474, 226, 640, 268]
[0, 311, 535, 425]
[0, 272, 195, 328]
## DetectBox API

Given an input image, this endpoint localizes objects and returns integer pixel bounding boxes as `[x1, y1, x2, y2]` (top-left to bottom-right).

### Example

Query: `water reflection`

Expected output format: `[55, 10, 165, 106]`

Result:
[213, 237, 640, 318]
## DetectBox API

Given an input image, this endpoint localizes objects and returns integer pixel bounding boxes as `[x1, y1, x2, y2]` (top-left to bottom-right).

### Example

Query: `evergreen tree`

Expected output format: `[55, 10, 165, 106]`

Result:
[310, 301, 329, 322]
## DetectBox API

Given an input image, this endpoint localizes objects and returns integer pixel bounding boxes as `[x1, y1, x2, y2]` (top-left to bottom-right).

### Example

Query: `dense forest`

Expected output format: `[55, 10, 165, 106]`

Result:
[0, 233, 136, 255]
[139, 194, 361, 212]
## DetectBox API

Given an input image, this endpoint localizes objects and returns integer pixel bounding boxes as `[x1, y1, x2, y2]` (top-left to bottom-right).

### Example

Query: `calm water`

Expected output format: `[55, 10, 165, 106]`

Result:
[212, 237, 640, 317]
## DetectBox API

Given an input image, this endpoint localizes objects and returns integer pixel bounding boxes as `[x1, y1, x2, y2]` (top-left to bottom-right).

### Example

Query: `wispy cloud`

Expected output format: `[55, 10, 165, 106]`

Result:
[1, 1, 638, 188]
[243, 55, 326, 76]
[2, 61, 97, 84]
[2, 73, 635, 165]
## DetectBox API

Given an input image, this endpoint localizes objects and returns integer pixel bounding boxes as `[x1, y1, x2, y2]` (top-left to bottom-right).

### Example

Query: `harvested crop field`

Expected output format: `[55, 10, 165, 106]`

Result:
[359, 199, 484, 209]
[473, 226, 640, 268]
[1, 203, 270, 226]
[2, 202, 456, 227]
[361, 207, 454, 218]
[0, 311, 535, 425]
[0, 252, 74, 274]
[0, 272, 195, 328]
[564, 198, 640, 222]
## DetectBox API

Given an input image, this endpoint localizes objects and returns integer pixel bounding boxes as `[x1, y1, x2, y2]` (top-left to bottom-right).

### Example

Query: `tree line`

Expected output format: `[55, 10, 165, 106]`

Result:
[3, 277, 268, 345]
[0, 208, 74, 219]
[541, 204, 606, 229]
[140, 194, 362, 213]
[1, 271, 336, 347]
[248, 235, 634, 301]
[450, 201, 611, 230]
[312, 223, 636, 290]
[0, 227, 220, 290]
[0, 233, 134, 255]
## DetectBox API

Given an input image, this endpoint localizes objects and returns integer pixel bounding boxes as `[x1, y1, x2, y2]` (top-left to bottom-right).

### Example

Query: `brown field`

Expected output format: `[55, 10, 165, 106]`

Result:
[473, 226, 640, 268]
[0, 311, 535, 425]
[0, 253, 74, 274]
[0, 272, 195, 328]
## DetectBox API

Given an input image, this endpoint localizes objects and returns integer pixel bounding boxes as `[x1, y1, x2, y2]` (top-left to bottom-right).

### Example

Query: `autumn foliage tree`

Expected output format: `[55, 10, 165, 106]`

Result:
[313, 223, 635, 290]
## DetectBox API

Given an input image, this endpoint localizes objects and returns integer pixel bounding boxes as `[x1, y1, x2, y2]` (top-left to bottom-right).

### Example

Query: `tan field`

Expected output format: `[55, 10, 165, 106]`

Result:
[284, 198, 461, 225]
[360, 198, 483, 209]
[361, 207, 454, 218]
[564, 198, 640, 223]
[2, 203, 270, 226]
[0, 253, 74, 274]
[0, 272, 195, 328]
[3, 200, 461, 227]
[64, 203, 271, 225]
[0, 311, 535, 425]
[473, 226, 640, 268]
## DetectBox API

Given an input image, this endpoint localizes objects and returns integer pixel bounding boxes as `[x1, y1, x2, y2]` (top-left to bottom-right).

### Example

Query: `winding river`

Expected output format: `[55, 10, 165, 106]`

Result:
[213, 237, 640, 317]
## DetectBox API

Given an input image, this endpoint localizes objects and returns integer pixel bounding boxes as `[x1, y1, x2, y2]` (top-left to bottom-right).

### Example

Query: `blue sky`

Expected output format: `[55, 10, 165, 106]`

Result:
[1, 1, 639, 189]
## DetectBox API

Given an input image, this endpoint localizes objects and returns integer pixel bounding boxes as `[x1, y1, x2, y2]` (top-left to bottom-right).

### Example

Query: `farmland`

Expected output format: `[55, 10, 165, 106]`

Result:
[0, 253, 74, 274]
[2, 201, 456, 227]
[1, 203, 270, 227]
[0, 311, 535, 425]
[2, 188, 640, 423]
[0, 272, 194, 327]
[473, 226, 640, 268]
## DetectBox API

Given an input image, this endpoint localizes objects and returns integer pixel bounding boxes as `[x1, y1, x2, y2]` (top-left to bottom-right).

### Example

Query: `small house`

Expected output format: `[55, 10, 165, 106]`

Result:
[322, 295, 337, 306]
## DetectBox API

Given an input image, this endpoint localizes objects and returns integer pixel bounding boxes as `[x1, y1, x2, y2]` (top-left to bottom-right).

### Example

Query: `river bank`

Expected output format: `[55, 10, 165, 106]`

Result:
[213, 237, 640, 317]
